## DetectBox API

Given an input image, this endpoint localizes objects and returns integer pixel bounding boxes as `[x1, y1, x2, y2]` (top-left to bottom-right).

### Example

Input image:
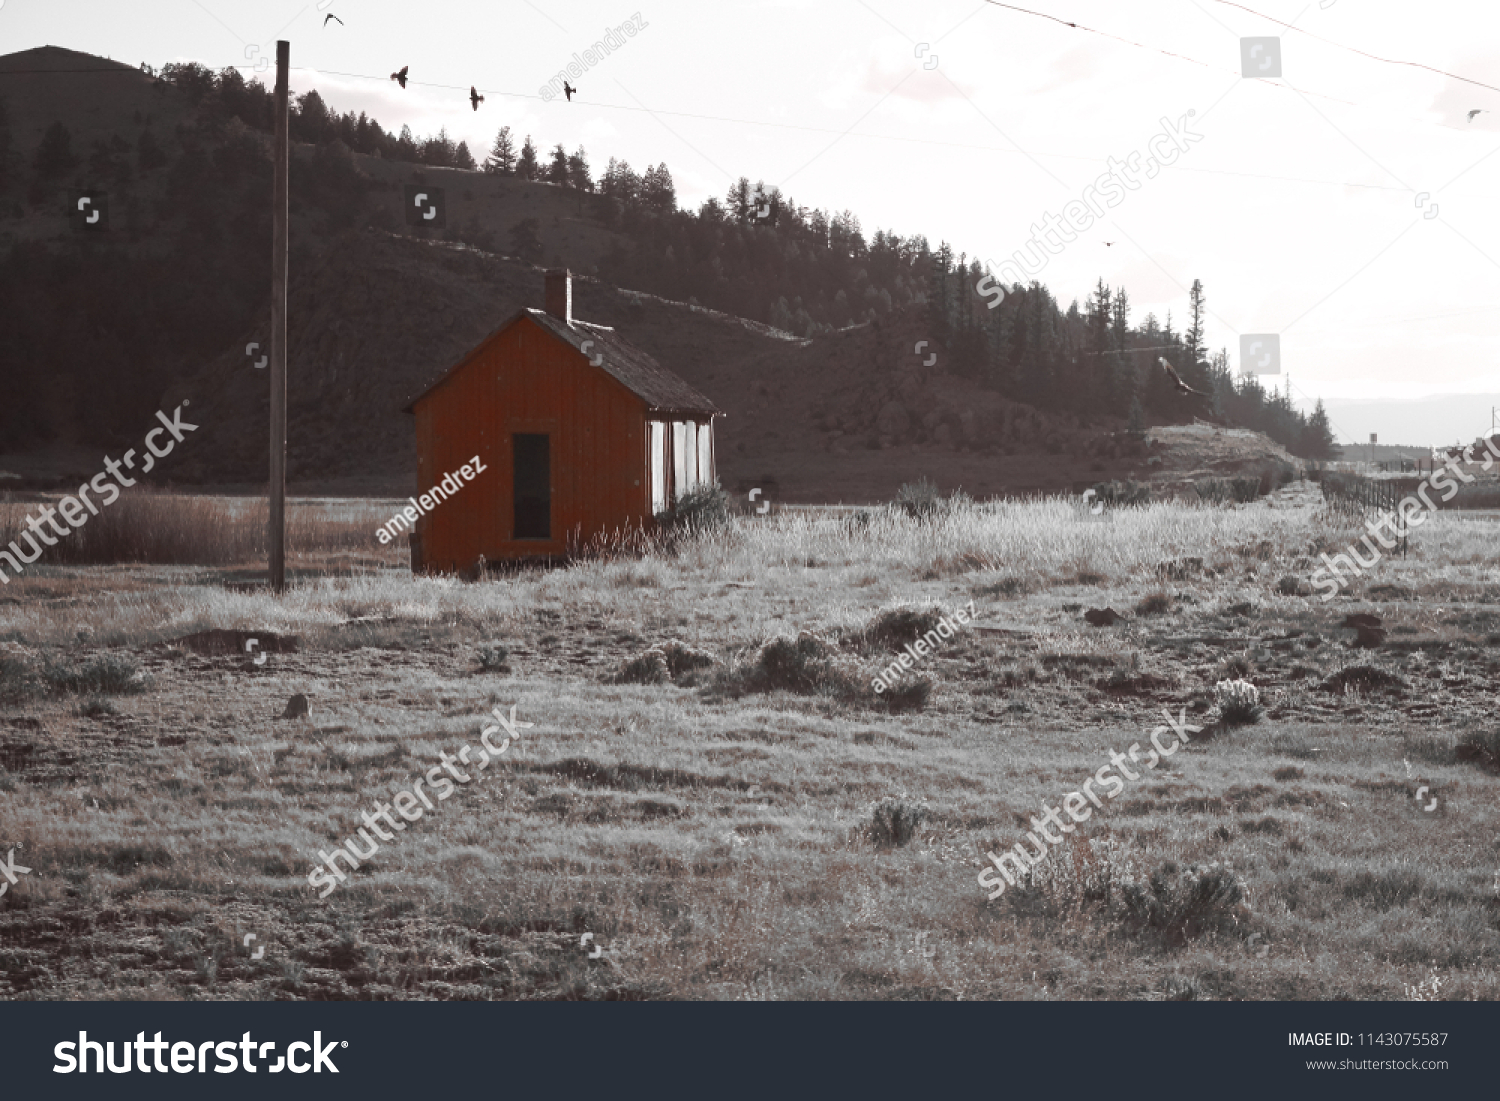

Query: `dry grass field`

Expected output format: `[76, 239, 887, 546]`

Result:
[1, 482, 1498, 1001]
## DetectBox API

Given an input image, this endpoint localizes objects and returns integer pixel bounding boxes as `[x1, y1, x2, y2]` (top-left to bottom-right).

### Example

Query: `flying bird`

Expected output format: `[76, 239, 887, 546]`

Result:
[564, 80, 576, 101]
[323, 13, 343, 26]
[1468, 109, 1487, 122]
[470, 86, 485, 111]
[391, 65, 409, 89]
[1104, 241, 1115, 247]
[1159, 357, 1208, 398]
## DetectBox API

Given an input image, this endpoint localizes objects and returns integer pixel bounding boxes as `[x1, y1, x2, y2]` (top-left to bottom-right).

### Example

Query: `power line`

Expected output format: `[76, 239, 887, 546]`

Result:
[973, 2, 1492, 134]
[1209, 0, 1500, 94]
[978, 2, 1220, 71]
[0, 61, 1424, 200]
[253, 66, 1415, 195]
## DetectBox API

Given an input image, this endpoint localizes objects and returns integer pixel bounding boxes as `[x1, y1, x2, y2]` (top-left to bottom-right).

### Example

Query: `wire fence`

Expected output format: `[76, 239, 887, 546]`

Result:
[1319, 472, 1408, 557]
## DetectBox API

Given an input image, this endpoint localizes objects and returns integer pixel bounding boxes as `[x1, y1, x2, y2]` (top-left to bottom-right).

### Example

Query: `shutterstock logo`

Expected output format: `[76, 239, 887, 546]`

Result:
[1239, 333, 1280, 375]
[1240, 37, 1281, 78]
[55, 1032, 345, 1074]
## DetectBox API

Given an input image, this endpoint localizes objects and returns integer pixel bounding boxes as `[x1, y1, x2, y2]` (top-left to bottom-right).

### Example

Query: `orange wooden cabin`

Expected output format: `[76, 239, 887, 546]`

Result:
[402, 270, 722, 572]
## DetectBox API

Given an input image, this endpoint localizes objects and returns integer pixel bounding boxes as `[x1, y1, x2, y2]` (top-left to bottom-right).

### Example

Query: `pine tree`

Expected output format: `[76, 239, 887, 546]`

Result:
[1302, 399, 1341, 460]
[640, 163, 675, 214]
[483, 126, 516, 174]
[1187, 278, 1206, 364]
[420, 127, 457, 167]
[454, 141, 476, 170]
[928, 242, 953, 343]
[515, 136, 539, 180]
[602, 157, 639, 204]
[1127, 394, 1146, 439]
[33, 121, 77, 179]
[547, 143, 569, 186]
[726, 177, 751, 223]
[566, 146, 592, 191]
[396, 124, 418, 162]
[293, 90, 328, 143]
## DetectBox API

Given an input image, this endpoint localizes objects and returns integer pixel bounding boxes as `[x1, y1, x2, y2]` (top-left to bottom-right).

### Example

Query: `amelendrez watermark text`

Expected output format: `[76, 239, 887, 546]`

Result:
[377, 456, 485, 545]
[55, 1031, 343, 1074]
[872, 602, 974, 693]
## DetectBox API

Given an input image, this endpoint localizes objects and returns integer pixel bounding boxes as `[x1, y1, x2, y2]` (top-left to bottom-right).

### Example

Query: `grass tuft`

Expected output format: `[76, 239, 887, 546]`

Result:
[864, 796, 928, 848]
[1120, 860, 1249, 942]
[1135, 592, 1172, 617]
[860, 604, 946, 649]
[1214, 678, 1264, 725]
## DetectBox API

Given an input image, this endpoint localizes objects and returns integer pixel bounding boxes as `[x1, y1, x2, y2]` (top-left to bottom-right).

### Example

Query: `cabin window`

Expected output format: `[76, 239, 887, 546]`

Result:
[650, 421, 667, 514]
[673, 421, 694, 496]
[513, 434, 550, 539]
[696, 421, 713, 486]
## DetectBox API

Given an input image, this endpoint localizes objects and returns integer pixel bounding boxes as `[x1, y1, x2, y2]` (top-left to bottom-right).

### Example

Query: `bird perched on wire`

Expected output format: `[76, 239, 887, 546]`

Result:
[1468, 108, 1487, 122]
[323, 13, 343, 26]
[564, 80, 576, 101]
[470, 86, 485, 111]
[1159, 357, 1209, 398]
[391, 65, 409, 89]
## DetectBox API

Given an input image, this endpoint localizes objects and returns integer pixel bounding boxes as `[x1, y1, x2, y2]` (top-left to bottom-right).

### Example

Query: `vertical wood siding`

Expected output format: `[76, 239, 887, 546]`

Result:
[411, 316, 652, 570]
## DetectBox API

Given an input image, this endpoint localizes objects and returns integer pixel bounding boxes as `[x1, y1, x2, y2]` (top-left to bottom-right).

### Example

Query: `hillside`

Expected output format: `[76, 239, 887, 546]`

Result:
[0, 46, 1307, 502]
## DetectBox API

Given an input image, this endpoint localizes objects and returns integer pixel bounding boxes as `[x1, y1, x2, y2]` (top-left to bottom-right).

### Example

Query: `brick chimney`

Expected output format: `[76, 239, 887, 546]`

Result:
[544, 268, 572, 326]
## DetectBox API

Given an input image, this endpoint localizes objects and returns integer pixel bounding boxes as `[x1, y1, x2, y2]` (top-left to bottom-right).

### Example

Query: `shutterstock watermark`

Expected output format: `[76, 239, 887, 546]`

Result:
[978, 707, 1202, 899]
[539, 11, 648, 101]
[308, 704, 532, 897]
[0, 403, 198, 584]
[976, 111, 1204, 308]
[1311, 441, 1500, 600]
[0, 847, 31, 897]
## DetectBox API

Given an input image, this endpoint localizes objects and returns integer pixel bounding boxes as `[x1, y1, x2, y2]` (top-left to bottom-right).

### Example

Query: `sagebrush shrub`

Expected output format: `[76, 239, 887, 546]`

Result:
[0, 652, 40, 703]
[717, 633, 929, 712]
[43, 653, 145, 695]
[1214, 678, 1263, 724]
[865, 796, 928, 848]
[861, 604, 946, 648]
[476, 642, 509, 671]
[654, 482, 730, 536]
[1135, 592, 1172, 616]
[611, 648, 669, 685]
[657, 640, 716, 684]
[1456, 729, 1500, 773]
[1090, 480, 1151, 507]
[896, 478, 943, 521]
[1120, 860, 1248, 940]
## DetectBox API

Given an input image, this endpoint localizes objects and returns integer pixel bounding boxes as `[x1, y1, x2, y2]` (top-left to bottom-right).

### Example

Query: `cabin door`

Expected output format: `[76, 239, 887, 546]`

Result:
[513, 433, 551, 539]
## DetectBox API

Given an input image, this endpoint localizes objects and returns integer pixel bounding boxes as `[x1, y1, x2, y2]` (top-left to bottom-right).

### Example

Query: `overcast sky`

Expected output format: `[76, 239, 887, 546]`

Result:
[6, 0, 1500, 443]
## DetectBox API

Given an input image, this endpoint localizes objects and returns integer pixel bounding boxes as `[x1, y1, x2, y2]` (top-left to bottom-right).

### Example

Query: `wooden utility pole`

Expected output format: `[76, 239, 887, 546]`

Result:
[269, 40, 289, 593]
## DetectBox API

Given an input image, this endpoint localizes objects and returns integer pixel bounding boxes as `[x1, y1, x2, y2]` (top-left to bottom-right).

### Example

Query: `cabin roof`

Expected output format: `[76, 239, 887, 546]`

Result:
[402, 308, 721, 417]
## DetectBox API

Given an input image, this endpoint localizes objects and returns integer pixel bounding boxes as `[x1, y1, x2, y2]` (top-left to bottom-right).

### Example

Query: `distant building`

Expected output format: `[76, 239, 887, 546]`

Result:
[403, 270, 721, 571]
